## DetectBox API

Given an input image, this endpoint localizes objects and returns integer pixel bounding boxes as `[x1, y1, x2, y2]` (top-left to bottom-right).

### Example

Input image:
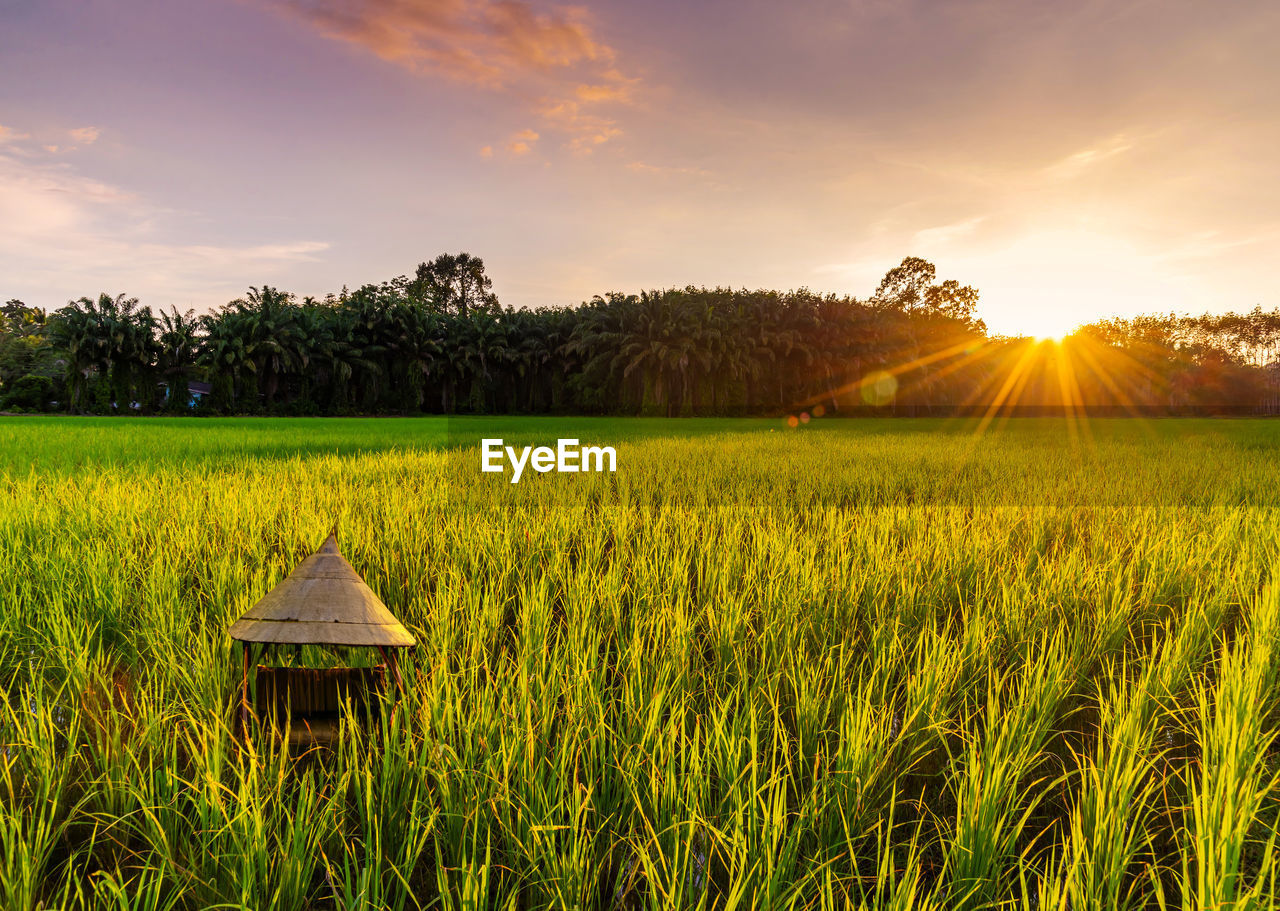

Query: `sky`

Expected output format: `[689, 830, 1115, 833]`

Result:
[1, 0, 1277, 338]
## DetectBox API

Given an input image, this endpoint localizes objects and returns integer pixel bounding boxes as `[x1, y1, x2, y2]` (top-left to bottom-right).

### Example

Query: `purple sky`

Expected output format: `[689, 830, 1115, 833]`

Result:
[2, 0, 1277, 337]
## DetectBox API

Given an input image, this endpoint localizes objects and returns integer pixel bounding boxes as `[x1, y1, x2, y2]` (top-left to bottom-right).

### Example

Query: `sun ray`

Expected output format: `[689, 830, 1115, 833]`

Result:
[900, 339, 1006, 397]
[944, 338, 1025, 411]
[1069, 334, 1160, 437]
[973, 339, 1041, 437]
[792, 337, 989, 411]
[1053, 340, 1088, 446]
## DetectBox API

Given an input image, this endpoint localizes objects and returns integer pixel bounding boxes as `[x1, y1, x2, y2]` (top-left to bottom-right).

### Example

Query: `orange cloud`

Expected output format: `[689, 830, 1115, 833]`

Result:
[535, 98, 620, 152]
[69, 126, 101, 145]
[575, 82, 629, 103]
[483, 0, 609, 69]
[626, 161, 713, 179]
[263, 0, 637, 151]
[265, 0, 613, 88]
[507, 128, 539, 155]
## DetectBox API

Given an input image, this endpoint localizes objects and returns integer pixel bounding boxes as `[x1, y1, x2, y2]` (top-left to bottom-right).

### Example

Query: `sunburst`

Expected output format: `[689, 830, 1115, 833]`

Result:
[788, 329, 1161, 450]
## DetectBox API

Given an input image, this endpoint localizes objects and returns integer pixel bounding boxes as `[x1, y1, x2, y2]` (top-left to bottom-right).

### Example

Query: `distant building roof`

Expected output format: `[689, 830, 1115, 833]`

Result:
[156, 380, 212, 395]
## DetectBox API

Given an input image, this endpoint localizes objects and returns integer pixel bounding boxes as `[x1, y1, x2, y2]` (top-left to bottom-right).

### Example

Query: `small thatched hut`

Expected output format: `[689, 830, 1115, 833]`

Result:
[230, 533, 415, 744]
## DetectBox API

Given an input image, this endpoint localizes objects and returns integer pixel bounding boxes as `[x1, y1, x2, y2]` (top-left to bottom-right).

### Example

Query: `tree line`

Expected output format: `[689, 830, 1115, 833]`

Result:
[2, 253, 1278, 416]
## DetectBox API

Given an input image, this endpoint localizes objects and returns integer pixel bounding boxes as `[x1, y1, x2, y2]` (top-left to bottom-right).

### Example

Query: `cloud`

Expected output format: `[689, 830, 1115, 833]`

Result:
[3, 124, 104, 156]
[0, 149, 328, 310]
[626, 160, 714, 180]
[575, 81, 631, 103]
[534, 97, 620, 152]
[0, 154, 134, 238]
[1044, 133, 1136, 181]
[262, 0, 637, 151]
[481, 0, 610, 70]
[911, 216, 987, 249]
[68, 126, 101, 145]
[264, 0, 615, 87]
[477, 128, 542, 158]
[507, 127, 539, 155]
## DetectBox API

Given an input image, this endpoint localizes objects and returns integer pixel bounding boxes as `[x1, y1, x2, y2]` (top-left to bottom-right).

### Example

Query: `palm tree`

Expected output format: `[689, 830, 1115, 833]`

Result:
[385, 298, 440, 412]
[230, 286, 300, 409]
[614, 290, 684, 415]
[506, 308, 556, 412]
[560, 293, 638, 412]
[198, 310, 252, 411]
[457, 311, 511, 413]
[50, 292, 145, 412]
[290, 304, 336, 411]
[157, 307, 198, 412]
[324, 306, 381, 414]
[49, 299, 101, 411]
[342, 288, 389, 412]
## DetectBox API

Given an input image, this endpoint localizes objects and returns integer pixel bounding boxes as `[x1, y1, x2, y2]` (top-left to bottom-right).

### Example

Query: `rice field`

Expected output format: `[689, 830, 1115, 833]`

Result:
[3, 415, 1280, 910]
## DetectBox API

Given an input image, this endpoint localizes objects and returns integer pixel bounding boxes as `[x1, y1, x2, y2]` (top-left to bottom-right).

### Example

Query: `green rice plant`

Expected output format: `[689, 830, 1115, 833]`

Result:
[88, 862, 185, 911]
[432, 815, 512, 911]
[0, 681, 86, 911]
[1043, 661, 1167, 911]
[323, 702, 440, 910]
[942, 638, 1073, 909]
[2, 417, 1280, 907]
[1044, 589, 1250, 911]
[836, 792, 938, 911]
[1177, 583, 1280, 910]
[164, 716, 332, 909]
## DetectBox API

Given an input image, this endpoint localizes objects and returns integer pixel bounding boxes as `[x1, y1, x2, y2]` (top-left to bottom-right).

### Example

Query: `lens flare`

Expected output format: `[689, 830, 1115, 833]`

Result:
[861, 371, 898, 406]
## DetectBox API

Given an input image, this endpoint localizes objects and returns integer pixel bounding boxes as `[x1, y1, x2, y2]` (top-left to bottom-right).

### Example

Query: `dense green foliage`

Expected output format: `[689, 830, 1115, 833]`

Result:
[0, 299, 61, 411]
[4, 255, 1278, 416]
[2, 416, 1279, 908]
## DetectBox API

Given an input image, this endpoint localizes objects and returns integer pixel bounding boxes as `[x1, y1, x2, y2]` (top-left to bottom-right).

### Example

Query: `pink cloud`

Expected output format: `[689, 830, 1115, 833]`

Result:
[262, 0, 636, 151]
[507, 127, 539, 154]
[265, 0, 615, 88]
[0, 124, 31, 144]
[535, 97, 620, 152]
[575, 82, 630, 103]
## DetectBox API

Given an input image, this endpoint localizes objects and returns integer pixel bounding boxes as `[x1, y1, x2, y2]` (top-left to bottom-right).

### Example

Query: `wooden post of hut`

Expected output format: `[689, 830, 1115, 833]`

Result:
[229, 534, 416, 746]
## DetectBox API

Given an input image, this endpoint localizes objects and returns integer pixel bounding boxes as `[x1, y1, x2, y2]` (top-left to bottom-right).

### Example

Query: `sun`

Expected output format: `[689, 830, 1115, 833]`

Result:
[1002, 315, 1081, 343]
[984, 307, 1082, 343]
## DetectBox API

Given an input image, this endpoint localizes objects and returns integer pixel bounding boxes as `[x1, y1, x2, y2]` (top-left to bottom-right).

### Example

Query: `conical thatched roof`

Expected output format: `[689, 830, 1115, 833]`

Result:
[229, 534, 416, 647]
